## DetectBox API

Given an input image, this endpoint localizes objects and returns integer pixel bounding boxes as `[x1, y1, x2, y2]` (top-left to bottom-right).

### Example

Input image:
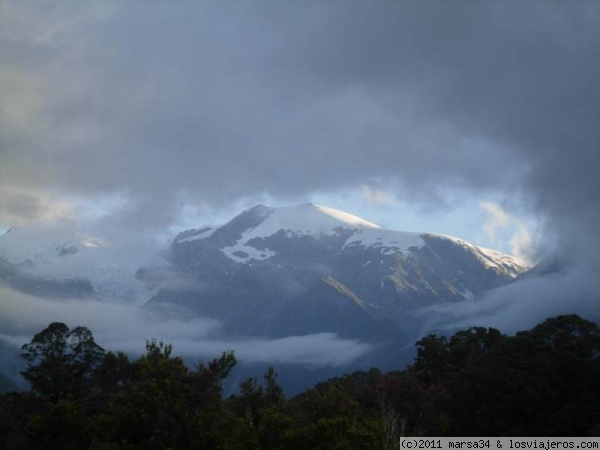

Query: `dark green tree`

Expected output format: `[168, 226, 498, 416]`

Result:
[16, 323, 105, 449]
[2, 314, 597, 447]
[413, 334, 450, 383]
[287, 371, 385, 449]
[93, 340, 238, 449]
[228, 367, 289, 449]
[20, 322, 105, 401]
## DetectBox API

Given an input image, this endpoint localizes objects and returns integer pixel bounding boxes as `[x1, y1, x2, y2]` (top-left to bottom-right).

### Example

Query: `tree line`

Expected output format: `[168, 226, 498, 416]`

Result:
[0, 314, 599, 449]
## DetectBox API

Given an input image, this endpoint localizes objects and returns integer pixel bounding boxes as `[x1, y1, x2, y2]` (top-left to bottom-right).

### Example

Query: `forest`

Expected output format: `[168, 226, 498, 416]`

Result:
[1, 314, 599, 449]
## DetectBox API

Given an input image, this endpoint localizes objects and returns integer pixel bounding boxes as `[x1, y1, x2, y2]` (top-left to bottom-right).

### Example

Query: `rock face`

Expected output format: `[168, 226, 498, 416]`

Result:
[148, 204, 528, 342]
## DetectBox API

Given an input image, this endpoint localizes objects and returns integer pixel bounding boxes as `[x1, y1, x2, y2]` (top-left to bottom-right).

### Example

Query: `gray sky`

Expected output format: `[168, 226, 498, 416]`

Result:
[1, 1, 597, 231]
[0, 1, 599, 270]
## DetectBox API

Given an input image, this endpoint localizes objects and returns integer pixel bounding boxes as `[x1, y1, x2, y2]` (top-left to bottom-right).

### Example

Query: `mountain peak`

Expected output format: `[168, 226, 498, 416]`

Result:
[237, 203, 382, 235]
[159, 203, 530, 367]
[309, 204, 381, 229]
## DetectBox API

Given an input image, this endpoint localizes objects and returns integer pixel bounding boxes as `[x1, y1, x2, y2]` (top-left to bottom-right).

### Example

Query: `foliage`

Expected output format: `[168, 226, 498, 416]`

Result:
[0, 372, 18, 393]
[20, 322, 105, 401]
[1, 314, 598, 449]
[412, 315, 600, 436]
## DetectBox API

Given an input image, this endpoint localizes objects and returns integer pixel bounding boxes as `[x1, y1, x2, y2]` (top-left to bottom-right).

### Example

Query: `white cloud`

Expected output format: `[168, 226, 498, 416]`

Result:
[361, 185, 396, 206]
[414, 265, 600, 335]
[139, 333, 373, 367]
[509, 222, 534, 265]
[480, 201, 510, 241]
[0, 286, 372, 368]
[480, 201, 536, 264]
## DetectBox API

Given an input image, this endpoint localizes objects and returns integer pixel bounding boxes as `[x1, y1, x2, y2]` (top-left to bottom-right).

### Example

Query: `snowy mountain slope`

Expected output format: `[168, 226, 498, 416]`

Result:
[151, 204, 529, 340]
[171, 203, 525, 278]
[0, 226, 155, 303]
[0, 204, 527, 313]
[229, 204, 424, 264]
[174, 204, 525, 278]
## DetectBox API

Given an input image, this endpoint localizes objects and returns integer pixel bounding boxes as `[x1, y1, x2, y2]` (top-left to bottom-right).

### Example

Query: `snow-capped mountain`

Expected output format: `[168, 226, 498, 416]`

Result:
[147, 203, 528, 344]
[173, 203, 523, 276]
[0, 205, 528, 329]
[0, 226, 155, 303]
[0, 204, 531, 391]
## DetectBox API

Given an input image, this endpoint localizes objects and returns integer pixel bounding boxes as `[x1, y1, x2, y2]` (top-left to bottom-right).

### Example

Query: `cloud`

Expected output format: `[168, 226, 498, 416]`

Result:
[0, 66, 45, 133]
[361, 185, 396, 206]
[414, 265, 600, 336]
[0, 286, 371, 368]
[1, 0, 597, 239]
[480, 201, 536, 264]
[509, 223, 534, 266]
[138, 333, 372, 367]
[0, 188, 75, 225]
[480, 202, 510, 242]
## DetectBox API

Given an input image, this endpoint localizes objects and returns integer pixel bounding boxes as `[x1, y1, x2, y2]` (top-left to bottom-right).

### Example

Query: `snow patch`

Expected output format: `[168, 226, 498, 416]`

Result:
[216, 204, 383, 263]
[176, 226, 215, 242]
[342, 227, 425, 254]
[220, 244, 276, 263]
[441, 235, 528, 277]
[183, 204, 527, 275]
[234, 204, 380, 241]
[315, 205, 380, 229]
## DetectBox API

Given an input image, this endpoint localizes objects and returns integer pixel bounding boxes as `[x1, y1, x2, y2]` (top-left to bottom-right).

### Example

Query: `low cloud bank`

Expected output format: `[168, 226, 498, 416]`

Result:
[415, 265, 600, 336]
[0, 286, 372, 369]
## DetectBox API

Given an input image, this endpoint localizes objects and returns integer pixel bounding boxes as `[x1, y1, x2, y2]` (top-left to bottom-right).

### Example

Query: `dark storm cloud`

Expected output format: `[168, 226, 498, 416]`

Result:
[0, 1, 598, 250]
[263, 1, 600, 230]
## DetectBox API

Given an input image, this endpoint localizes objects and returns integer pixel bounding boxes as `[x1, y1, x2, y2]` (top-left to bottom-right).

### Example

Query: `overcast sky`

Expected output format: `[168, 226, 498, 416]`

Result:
[2, 0, 599, 259]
